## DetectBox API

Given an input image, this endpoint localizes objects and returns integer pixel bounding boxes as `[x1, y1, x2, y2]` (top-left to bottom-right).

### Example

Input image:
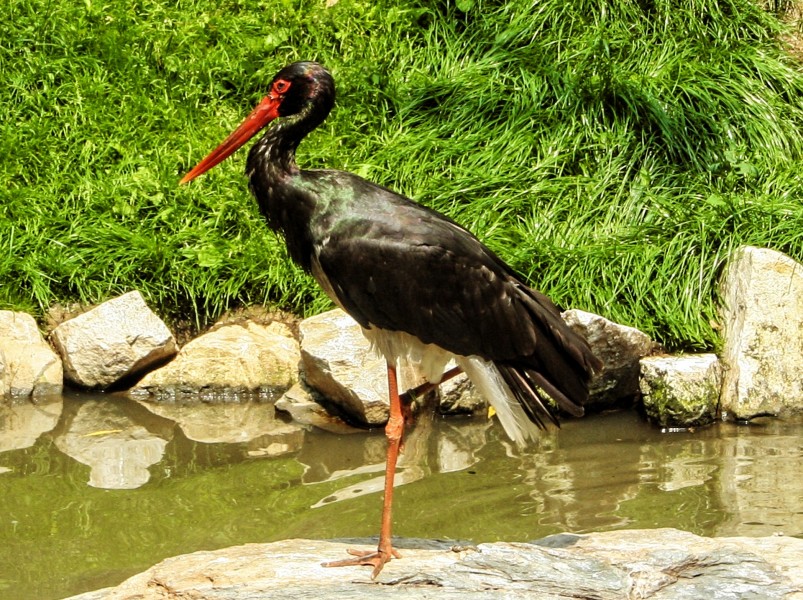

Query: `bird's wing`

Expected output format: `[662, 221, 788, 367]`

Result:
[306, 172, 599, 421]
[313, 199, 552, 363]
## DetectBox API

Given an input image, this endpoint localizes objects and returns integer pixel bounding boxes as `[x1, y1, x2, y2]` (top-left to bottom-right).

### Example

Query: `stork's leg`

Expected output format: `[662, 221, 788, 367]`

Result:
[398, 365, 463, 426]
[399, 365, 463, 407]
[322, 362, 404, 578]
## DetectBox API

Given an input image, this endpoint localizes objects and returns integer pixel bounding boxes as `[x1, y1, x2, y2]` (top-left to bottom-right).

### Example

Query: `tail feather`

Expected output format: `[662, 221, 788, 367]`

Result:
[442, 282, 601, 446]
[503, 287, 602, 421]
[497, 365, 560, 429]
[456, 356, 542, 447]
[475, 289, 601, 443]
[454, 336, 599, 447]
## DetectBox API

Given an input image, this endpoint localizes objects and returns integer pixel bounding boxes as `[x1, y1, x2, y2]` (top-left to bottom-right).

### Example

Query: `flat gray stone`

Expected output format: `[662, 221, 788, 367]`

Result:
[63, 529, 802, 599]
[563, 309, 658, 410]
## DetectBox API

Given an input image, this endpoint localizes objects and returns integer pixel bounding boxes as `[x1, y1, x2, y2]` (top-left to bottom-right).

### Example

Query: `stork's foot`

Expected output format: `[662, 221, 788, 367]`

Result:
[322, 546, 402, 579]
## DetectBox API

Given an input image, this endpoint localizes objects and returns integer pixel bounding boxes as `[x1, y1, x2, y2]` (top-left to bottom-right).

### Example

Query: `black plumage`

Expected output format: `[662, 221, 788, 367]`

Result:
[182, 61, 602, 576]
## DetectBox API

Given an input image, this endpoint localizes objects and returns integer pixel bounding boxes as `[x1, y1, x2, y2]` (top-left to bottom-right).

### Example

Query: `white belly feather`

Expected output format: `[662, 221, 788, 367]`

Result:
[365, 325, 541, 447]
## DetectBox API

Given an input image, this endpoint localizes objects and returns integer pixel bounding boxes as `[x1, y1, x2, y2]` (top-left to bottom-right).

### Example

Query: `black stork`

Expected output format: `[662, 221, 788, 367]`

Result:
[181, 61, 602, 578]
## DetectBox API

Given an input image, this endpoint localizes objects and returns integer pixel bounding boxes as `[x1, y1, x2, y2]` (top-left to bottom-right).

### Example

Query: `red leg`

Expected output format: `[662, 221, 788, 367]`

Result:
[322, 362, 404, 578]
[399, 365, 463, 406]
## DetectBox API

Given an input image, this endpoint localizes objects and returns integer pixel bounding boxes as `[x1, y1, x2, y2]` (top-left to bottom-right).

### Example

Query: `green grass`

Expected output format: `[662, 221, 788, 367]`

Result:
[2, 0, 803, 349]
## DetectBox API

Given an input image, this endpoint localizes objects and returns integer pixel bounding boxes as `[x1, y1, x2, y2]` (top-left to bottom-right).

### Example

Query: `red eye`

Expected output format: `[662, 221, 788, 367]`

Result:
[273, 80, 291, 94]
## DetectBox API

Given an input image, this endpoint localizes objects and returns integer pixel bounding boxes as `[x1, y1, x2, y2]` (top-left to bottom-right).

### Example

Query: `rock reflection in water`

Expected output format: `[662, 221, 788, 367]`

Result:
[509, 420, 639, 533]
[290, 409, 802, 541]
[1, 395, 802, 600]
[137, 397, 302, 445]
[0, 397, 63, 453]
[716, 419, 803, 537]
[304, 413, 492, 508]
[509, 414, 803, 538]
[655, 442, 718, 492]
[54, 400, 169, 489]
[136, 395, 308, 461]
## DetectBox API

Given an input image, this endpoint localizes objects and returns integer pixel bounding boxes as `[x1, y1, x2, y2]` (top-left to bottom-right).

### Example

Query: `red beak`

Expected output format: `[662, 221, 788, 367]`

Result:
[180, 95, 281, 184]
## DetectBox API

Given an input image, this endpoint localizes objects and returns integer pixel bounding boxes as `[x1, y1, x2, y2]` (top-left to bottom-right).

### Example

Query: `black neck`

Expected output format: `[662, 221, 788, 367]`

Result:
[245, 103, 331, 271]
[246, 82, 334, 174]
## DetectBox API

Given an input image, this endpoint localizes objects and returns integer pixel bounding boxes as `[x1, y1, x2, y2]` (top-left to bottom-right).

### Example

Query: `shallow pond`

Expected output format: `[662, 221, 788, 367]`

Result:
[1, 391, 801, 599]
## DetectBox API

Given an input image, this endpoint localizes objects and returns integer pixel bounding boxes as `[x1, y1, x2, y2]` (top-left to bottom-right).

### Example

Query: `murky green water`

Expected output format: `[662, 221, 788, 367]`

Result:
[1, 391, 801, 599]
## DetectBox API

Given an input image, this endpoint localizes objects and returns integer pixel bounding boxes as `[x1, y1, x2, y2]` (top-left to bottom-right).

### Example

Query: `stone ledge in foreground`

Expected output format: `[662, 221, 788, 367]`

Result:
[64, 528, 803, 599]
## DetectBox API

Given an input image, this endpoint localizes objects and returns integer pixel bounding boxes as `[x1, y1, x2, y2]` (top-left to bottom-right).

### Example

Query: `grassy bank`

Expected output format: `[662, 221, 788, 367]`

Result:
[3, 0, 803, 350]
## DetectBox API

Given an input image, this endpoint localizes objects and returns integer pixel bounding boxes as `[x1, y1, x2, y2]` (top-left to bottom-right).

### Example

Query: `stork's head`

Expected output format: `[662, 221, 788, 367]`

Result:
[180, 61, 335, 184]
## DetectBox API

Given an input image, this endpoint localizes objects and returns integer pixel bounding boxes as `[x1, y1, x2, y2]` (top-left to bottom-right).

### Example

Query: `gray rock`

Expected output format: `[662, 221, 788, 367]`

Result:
[131, 321, 299, 399]
[719, 246, 803, 420]
[563, 309, 658, 410]
[50, 291, 177, 389]
[437, 368, 486, 415]
[63, 529, 802, 599]
[639, 354, 722, 427]
[0, 310, 63, 397]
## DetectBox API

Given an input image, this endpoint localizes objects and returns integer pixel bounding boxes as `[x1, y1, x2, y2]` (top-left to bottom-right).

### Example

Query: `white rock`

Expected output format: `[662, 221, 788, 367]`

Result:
[132, 321, 299, 397]
[563, 309, 658, 409]
[50, 291, 177, 389]
[639, 354, 722, 427]
[299, 310, 495, 426]
[299, 309, 390, 426]
[0, 350, 6, 397]
[719, 246, 803, 420]
[0, 311, 63, 397]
